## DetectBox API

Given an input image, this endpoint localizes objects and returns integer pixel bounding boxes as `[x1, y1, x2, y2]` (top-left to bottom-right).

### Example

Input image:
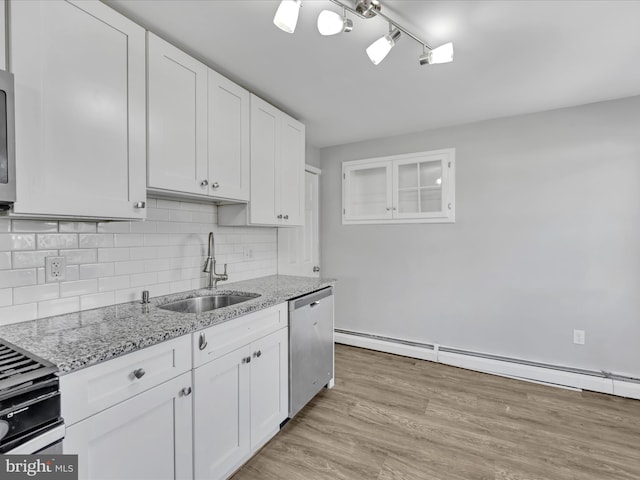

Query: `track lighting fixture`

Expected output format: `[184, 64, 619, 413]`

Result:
[418, 42, 454, 65]
[317, 8, 353, 36]
[273, 0, 302, 34]
[366, 25, 401, 65]
[272, 0, 454, 68]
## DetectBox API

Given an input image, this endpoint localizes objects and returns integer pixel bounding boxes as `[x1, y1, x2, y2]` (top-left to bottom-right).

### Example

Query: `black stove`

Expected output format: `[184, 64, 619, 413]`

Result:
[0, 339, 63, 453]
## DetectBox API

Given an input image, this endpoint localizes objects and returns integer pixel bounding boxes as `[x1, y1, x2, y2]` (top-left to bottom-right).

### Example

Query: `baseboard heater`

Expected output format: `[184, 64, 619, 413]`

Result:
[334, 328, 640, 400]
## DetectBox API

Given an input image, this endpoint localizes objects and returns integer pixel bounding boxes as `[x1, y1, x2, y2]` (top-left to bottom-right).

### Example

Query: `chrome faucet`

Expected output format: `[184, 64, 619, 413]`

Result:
[203, 232, 228, 289]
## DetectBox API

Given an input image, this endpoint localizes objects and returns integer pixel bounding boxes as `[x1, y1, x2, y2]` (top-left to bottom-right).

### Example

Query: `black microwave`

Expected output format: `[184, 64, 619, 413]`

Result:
[0, 69, 15, 208]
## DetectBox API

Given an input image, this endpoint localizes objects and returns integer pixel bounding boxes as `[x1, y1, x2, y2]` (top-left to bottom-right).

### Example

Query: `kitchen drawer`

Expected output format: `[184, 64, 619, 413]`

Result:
[60, 335, 191, 426]
[193, 303, 287, 368]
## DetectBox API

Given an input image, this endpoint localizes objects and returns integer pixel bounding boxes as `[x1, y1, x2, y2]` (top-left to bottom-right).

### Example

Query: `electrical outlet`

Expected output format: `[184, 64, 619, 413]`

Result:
[243, 247, 253, 259]
[45, 256, 66, 283]
[573, 329, 586, 345]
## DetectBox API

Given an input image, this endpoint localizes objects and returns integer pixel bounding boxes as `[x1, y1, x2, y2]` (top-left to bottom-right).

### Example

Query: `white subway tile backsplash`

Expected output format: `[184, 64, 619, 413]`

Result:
[13, 284, 59, 305]
[114, 260, 146, 276]
[12, 250, 58, 269]
[37, 234, 78, 250]
[0, 252, 10, 270]
[60, 249, 98, 265]
[59, 222, 97, 233]
[98, 248, 130, 263]
[0, 269, 37, 289]
[0, 288, 12, 307]
[130, 272, 158, 288]
[130, 221, 157, 234]
[97, 222, 131, 234]
[79, 263, 115, 280]
[0, 304, 38, 325]
[38, 297, 80, 318]
[0, 197, 277, 325]
[114, 234, 144, 248]
[0, 234, 36, 251]
[130, 246, 157, 260]
[80, 291, 115, 310]
[12, 220, 58, 233]
[60, 279, 98, 298]
[79, 234, 114, 249]
[98, 275, 130, 292]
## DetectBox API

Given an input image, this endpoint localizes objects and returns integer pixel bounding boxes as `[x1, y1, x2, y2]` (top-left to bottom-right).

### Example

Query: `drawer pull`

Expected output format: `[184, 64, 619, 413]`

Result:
[199, 333, 208, 351]
[253, 350, 262, 358]
[180, 387, 192, 397]
[132, 368, 146, 379]
[310, 301, 320, 307]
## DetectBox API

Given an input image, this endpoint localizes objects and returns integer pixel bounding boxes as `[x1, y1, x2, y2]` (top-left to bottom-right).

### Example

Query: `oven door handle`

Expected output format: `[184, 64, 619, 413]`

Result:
[5, 423, 65, 454]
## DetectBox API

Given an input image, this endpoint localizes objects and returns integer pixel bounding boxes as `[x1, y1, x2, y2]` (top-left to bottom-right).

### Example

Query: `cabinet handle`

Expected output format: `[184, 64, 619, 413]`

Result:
[242, 356, 252, 364]
[313, 266, 320, 273]
[310, 301, 320, 308]
[211, 182, 220, 189]
[277, 214, 283, 219]
[448, 203, 452, 210]
[132, 368, 146, 379]
[253, 350, 262, 358]
[134, 201, 146, 209]
[200, 179, 208, 187]
[198, 333, 208, 351]
[386, 207, 391, 211]
[180, 386, 192, 397]
[392, 207, 397, 211]
[283, 215, 289, 220]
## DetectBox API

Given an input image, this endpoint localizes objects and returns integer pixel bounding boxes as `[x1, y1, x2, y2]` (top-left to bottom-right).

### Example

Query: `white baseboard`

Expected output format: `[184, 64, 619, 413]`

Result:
[334, 332, 438, 362]
[335, 331, 640, 400]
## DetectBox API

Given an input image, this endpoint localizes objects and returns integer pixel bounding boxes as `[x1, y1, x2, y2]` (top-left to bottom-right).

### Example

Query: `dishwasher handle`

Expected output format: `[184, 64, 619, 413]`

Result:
[289, 287, 333, 311]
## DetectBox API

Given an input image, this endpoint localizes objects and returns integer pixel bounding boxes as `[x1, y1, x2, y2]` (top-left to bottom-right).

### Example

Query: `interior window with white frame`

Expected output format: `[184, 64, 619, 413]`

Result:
[342, 148, 455, 224]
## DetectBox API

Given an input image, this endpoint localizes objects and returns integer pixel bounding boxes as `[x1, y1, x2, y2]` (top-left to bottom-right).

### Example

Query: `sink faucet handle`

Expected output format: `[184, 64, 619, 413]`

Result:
[141, 290, 150, 304]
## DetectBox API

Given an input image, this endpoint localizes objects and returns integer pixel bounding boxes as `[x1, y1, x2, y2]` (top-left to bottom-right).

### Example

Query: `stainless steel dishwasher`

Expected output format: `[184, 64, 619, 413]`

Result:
[289, 286, 334, 418]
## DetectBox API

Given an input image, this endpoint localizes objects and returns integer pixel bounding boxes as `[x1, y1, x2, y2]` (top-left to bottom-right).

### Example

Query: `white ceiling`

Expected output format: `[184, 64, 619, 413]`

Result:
[106, 0, 640, 148]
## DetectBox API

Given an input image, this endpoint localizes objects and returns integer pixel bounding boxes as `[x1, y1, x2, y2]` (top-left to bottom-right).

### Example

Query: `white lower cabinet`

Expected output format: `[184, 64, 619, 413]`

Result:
[193, 307, 289, 480]
[61, 304, 289, 480]
[64, 371, 193, 480]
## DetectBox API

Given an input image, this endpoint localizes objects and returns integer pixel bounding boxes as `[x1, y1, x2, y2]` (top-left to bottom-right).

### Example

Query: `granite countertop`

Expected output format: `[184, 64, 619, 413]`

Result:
[0, 275, 334, 375]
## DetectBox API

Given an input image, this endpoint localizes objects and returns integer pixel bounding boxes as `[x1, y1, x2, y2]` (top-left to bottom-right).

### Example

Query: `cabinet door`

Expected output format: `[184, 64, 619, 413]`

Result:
[279, 114, 305, 226]
[148, 33, 208, 196]
[343, 161, 393, 221]
[393, 153, 449, 219]
[250, 327, 289, 451]
[249, 94, 279, 225]
[64, 372, 193, 480]
[10, 0, 146, 219]
[194, 345, 251, 480]
[208, 69, 250, 201]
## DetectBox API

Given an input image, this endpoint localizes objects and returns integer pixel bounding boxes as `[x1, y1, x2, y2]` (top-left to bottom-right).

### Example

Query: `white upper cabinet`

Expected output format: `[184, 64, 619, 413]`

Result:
[343, 149, 456, 224]
[10, 0, 146, 219]
[147, 32, 208, 196]
[218, 94, 305, 227]
[208, 69, 250, 201]
[147, 34, 250, 202]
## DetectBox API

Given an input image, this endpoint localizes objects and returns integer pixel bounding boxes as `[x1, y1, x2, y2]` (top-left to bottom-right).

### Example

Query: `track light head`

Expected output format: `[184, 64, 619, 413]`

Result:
[419, 42, 454, 65]
[355, 0, 381, 18]
[273, 0, 302, 34]
[366, 27, 401, 65]
[317, 9, 353, 36]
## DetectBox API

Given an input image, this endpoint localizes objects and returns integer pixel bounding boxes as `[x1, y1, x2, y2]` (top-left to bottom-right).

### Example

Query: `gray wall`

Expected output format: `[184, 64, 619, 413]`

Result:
[320, 96, 640, 377]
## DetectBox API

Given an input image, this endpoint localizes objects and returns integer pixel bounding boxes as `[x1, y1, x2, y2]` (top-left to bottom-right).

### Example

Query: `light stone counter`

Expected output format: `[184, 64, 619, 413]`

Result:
[0, 275, 334, 374]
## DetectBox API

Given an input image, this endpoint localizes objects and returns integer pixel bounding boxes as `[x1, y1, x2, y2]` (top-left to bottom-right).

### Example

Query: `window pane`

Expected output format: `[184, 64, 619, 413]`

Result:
[398, 163, 418, 189]
[420, 187, 442, 212]
[350, 167, 387, 216]
[419, 160, 442, 187]
[398, 189, 419, 214]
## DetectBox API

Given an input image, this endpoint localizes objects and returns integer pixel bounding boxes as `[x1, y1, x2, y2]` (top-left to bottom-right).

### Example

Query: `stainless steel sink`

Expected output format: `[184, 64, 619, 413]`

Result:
[158, 293, 260, 314]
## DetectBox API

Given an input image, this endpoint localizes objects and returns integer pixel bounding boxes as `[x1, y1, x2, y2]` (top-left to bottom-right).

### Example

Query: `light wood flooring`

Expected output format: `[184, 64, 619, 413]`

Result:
[232, 344, 640, 480]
